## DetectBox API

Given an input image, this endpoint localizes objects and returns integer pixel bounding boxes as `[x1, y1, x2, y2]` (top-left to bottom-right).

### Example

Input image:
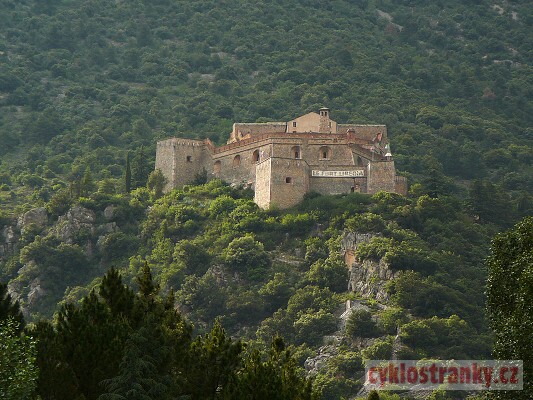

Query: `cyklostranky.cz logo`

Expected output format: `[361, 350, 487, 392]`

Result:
[365, 360, 523, 391]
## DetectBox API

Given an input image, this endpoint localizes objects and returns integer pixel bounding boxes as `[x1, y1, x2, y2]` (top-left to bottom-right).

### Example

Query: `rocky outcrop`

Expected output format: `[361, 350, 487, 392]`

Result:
[54, 205, 96, 244]
[17, 207, 48, 233]
[341, 232, 398, 301]
[103, 205, 116, 220]
[304, 345, 339, 376]
[0, 225, 17, 257]
[348, 259, 398, 301]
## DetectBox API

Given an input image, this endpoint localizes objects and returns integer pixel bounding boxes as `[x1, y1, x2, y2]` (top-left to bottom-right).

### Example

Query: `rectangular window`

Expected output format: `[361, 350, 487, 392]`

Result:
[293, 122, 297, 127]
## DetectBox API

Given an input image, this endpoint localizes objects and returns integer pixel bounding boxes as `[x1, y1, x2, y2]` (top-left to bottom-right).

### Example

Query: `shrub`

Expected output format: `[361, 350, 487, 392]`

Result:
[346, 309, 379, 338]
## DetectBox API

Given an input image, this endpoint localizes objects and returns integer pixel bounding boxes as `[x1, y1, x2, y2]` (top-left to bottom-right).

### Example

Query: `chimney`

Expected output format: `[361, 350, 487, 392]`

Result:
[319, 107, 331, 133]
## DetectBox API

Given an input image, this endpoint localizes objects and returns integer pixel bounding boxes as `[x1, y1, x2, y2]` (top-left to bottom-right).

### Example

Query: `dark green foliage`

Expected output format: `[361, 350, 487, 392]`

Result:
[125, 153, 132, 193]
[0, 319, 38, 400]
[399, 315, 490, 359]
[100, 268, 135, 318]
[368, 390, 380, 400]
[100, 232, 140, 262]
[187, 319, 243, 400]
[346, 309, 379, 339]
[0, 282, 24, 329]
[146, 169, 167, 200]
[467, 180, 514, 226]
[486, 217, 533, 399]
[131, 146, 150, 190]
[307, 255, 348, 293]
[223, 235, 271, 281]
[224, 337, 316, 400]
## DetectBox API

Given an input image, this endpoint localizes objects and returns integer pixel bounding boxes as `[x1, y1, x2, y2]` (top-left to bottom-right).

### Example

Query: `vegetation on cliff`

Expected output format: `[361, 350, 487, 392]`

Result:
[0, 0, 531, 399]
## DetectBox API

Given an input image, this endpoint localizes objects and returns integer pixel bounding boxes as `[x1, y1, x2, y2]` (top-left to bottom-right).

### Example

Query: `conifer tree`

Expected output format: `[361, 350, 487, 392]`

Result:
[187, 319, 243, 399]
[99, 322, 171, 400]
[125, 152, 131, 193]
[100, 268, 135, 318]
[0, 319, 38, 400]
[131, 146, 150, 190]
[0, 282, 24, 329]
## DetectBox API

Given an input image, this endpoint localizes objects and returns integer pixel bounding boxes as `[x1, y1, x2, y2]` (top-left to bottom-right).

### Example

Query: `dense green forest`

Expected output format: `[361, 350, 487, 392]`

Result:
[0, 0, 531, 399]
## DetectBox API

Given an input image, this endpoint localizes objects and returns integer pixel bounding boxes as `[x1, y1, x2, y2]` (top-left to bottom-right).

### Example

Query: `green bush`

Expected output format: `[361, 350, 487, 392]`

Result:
[346, 309, 380, 339]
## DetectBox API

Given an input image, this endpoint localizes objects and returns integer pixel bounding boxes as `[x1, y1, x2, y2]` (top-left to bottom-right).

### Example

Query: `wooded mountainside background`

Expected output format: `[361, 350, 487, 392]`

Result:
[0, 1, 531, 399]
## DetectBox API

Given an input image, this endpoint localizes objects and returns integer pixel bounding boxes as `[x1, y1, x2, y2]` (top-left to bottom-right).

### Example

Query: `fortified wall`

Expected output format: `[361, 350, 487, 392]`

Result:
[155, 108, 407, 209]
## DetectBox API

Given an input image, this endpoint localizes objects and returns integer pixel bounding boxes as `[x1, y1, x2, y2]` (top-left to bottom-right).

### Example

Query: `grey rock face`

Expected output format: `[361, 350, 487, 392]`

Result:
[0, 225, 17, 256]
[103, 205, 116, 220]
[17, 207, 48, 232]
[54, 205, 96, 244]
[341, 232, 398, 301]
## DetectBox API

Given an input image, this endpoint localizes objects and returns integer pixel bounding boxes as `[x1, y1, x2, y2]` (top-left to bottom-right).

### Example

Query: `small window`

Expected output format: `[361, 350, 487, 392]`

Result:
[291, 146, 301, 159]
[214, 161, 221, 174]
[285, 177, 292, 183]
[319, 146, 331, 160]
[186, 156, 192, 162]
[293, 122, 297, 127]
[233, 155, 241, 166]
[252, 150, 260, 163]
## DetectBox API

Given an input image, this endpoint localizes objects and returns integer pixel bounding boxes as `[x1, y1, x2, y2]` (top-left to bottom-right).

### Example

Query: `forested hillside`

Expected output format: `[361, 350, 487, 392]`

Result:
[0, 0, 531, 399]
[0, 0, 532, 213]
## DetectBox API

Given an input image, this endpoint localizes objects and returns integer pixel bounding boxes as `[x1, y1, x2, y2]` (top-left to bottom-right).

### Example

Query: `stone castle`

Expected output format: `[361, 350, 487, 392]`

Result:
[155, 108, 407, 209]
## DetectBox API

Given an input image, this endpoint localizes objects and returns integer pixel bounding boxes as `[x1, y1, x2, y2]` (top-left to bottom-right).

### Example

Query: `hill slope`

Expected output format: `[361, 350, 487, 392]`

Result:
[0, 0, 532, 213]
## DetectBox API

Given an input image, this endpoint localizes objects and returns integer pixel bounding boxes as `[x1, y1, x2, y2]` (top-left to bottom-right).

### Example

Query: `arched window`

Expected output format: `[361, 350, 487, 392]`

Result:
[252, 150, 260, 163]
[291, 146, 301, 159]
[233, 155, 241, 166]
[319, 146, 331, 160]
[214, 161, 221, 174]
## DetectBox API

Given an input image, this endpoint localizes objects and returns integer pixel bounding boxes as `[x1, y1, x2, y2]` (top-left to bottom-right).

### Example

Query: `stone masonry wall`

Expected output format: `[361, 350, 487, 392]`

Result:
[267, 158, 309, 209]
[338, 124, 388, 141]
[156, 130, 404, 206]
[213, 143, 272, 188]
[230, 123, 286, 143]
[156, 138, 211, 191]
[155, 139, 177, 191]
[254, 158, 272, 209]
[367, 160, 396, 194]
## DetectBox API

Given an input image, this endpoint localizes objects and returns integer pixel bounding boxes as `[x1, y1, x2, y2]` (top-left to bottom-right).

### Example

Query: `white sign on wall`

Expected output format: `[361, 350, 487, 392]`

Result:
[311, 170, 365, 178]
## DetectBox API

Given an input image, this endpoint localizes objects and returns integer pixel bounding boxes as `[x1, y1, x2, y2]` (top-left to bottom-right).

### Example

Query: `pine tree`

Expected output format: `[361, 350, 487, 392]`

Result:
[131, 146, 150, 190]
[99, 322, 171, 400]
[187, 319, 243, 400]
[486, 217, 533, 399]
[100, 268, 135, 318]
[0, 319, 38, 400]
[137, 262, 159, 300]
[81, 166, 95, 197]
[125, 152, 132, 193]
[54, 291, 130, 400]
[0, 282, 24, 330]
[223, 336, 317, 400]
